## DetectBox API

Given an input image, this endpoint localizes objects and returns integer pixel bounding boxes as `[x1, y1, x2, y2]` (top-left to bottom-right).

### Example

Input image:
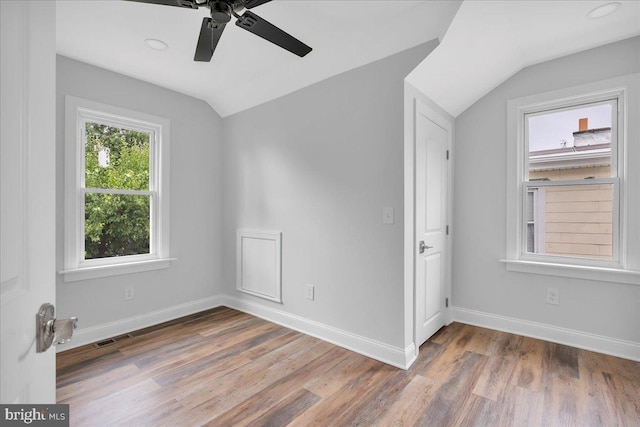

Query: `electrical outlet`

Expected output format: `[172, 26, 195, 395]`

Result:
[124, 287, 135, 301]
[546, 287, 559, 305]
[306, 284, 315, 301]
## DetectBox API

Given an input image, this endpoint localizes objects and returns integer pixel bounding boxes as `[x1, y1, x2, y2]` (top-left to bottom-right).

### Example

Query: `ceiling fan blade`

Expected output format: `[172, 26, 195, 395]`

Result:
[125, 0, 199, 9]
[235, 11, 311, 57]
[194, 18, 226, 62]
[244, 0, 272, 9]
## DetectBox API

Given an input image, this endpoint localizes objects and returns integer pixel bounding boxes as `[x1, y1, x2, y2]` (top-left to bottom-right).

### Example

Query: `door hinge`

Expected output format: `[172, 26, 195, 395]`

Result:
[446, 150, 450, 160]
[445, 297, 449, 308]
[446, 225, 449, 235]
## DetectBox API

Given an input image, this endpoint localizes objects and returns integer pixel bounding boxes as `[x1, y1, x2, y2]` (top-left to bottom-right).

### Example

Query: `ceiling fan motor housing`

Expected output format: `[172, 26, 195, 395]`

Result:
[211, 1, 232, 23]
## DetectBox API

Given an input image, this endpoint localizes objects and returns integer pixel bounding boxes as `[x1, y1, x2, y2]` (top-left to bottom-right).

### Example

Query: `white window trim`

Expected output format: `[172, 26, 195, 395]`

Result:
[503, 75, 640, 286]
[61, 96, 173, 282]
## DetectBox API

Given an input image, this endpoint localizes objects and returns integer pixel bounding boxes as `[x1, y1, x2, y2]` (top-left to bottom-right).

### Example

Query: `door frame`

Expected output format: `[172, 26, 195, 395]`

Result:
[403, 81, 455, 366]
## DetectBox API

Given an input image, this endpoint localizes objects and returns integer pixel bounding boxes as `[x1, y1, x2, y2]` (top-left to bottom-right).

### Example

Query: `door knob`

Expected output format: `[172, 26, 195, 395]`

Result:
[419, 241, 433, 254]
[36, 303, 78, 353]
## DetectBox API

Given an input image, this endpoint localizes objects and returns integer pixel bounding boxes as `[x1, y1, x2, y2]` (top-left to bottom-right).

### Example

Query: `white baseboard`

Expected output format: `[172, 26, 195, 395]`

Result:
[57, 296, 639, 366]
[452, 306, 640, 362]
[221, 295, 414, 369]
[57, 296, 225, 352]
[58, 293, 415, 369]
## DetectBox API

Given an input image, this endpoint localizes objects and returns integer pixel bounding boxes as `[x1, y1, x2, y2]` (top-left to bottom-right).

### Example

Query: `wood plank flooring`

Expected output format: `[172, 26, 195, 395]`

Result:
[57, 307, 640, 426]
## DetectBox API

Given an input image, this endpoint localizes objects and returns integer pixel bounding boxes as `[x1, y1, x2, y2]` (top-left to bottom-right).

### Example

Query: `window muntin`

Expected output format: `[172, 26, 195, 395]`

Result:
[520, 98, 620, 265]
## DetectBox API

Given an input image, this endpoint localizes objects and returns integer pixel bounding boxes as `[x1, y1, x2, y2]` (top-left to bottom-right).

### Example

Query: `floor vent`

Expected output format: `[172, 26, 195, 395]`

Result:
[94, 339, 115, 348]
[93, 333, 132, 348]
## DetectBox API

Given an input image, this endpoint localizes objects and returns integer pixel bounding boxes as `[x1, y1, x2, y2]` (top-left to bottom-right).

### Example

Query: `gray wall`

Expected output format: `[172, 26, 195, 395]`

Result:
[453, 37, 640, 342]
[222, 40, 439, 348]
[56, 56, 224, 328]
[56, 36, 638, 358]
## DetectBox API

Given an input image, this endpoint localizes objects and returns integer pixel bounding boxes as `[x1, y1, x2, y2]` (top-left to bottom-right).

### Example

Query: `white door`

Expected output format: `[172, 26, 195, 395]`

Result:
[1, 0, 57, 404]
[415, 105, 449, 347]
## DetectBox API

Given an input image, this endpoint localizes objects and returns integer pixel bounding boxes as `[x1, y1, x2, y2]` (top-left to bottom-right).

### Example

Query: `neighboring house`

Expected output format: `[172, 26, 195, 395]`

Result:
[528, 119, 613, 260]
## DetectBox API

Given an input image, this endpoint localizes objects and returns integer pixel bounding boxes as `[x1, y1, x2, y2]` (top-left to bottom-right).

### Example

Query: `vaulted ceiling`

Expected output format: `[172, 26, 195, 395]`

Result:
[56, 1, 640, 119]
[407, 0, 640, 117]
[56, 0, 461, 117]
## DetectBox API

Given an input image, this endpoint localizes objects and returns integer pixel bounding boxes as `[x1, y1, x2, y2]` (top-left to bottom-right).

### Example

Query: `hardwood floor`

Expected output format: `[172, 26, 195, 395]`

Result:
[57, 307, 640, 426]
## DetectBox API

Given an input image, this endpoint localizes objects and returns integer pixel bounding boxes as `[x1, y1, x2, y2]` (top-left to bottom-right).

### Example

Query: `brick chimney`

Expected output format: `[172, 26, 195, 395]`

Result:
[578, 117, 588, 131]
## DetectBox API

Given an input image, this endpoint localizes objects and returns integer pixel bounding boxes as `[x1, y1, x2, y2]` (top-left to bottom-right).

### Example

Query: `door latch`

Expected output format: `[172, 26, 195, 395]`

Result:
[419, 241, 433, 254]
[36, 303, 78, 353]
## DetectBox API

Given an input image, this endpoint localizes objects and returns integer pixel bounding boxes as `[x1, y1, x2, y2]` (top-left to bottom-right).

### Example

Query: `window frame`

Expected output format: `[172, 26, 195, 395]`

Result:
[503, 75, 640, 286]
[519, 95, 621, 268]
[62, 96, 172, 282]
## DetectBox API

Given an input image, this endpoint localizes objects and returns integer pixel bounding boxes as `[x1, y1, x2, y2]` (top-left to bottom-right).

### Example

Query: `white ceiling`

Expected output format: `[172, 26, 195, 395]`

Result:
[56, 0, 462, 117]
[56, 1, 640, 119]
[407, 0, 640, 117]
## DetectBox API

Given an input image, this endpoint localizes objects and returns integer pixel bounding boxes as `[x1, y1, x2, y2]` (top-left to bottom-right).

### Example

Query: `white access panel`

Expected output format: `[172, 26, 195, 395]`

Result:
[236, 230, 282, 303]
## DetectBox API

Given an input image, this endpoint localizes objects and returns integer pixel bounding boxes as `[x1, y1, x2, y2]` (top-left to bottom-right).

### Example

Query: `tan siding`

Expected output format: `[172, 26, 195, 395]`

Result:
[545, 188, 613, 203]
[545, 233, 612, 245]
[599, 245, 613, 257]
[546, 212, 612, 223]
[542, 176, 613, 260]
[545, 222, 612, 234]
[545, 242, 601, 256]
[546, 201, 612, 213]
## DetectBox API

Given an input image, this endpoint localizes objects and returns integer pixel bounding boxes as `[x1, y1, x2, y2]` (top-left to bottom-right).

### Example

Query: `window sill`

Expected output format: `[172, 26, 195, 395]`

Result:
[499, 259, 640, 286]
[59, 258, 176, 283]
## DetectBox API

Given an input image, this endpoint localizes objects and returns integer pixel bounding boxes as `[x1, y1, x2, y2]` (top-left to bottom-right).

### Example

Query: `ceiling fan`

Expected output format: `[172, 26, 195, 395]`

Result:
[126, 0, 312, 62]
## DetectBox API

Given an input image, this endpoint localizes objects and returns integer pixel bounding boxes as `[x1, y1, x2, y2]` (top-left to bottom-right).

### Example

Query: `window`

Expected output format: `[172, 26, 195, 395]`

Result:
[524, 100, 618, 264]
[84, 122, 152, 259]
[63, 97, 171, 281]
[504, 75, 640, 285]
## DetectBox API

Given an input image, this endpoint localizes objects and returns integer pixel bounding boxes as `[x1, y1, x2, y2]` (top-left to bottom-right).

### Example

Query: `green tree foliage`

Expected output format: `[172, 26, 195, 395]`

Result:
[84, 123, 151, 259]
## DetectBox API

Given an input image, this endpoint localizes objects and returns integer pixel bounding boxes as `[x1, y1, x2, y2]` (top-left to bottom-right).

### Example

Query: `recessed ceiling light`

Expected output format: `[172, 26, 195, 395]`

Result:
[145, 38, 168, 51]
[587, 2, 622, 19]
